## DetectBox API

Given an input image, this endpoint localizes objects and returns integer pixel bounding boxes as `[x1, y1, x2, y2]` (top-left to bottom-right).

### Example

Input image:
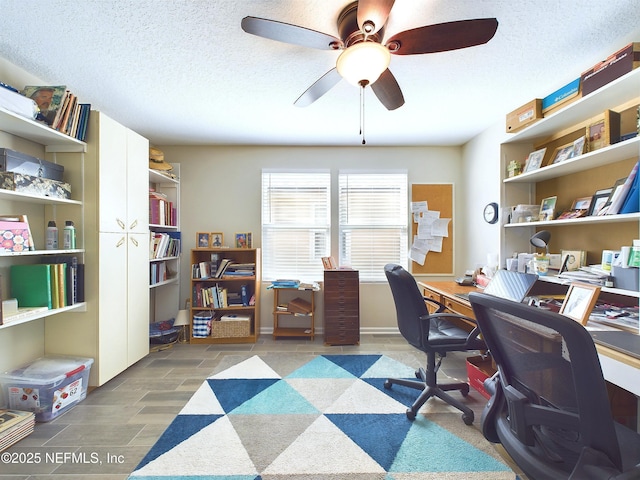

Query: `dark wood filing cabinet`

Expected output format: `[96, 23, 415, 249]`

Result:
[323, 269, 360, 345]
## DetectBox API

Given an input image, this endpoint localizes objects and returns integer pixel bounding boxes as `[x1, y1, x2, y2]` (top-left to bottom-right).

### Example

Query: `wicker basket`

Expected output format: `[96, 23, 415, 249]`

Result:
[211, 315, 251, 338]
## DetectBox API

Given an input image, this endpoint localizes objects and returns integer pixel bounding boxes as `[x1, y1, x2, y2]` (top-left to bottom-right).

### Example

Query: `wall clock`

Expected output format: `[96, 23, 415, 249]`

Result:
[484, 202, 499, 224]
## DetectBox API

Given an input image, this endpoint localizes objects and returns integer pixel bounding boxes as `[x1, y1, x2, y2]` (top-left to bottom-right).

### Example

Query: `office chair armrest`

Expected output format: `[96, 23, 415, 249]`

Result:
[422, 296, 447, 313]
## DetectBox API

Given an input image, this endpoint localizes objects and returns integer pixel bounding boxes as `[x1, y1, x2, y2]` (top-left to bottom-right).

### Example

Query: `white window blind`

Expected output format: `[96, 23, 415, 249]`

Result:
[339, 171, 408, 281]
[261, 171, 331, 282]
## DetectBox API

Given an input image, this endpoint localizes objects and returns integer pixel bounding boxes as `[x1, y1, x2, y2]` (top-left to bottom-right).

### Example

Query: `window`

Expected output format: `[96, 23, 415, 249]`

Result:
[261, 171, 330, 282]
[339, 171, 408, 281]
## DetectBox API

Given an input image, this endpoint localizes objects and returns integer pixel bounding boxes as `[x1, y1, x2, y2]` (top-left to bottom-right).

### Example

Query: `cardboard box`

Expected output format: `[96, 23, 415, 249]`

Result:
[0, 148, 64, 181]
[506, 99, 542, 133]
[581, 42, 640, 97]
[0, 172, 71, 199]
[466, 355, 496, 400]
[0, 355, 93, 422]
[542, 78, 581, 115]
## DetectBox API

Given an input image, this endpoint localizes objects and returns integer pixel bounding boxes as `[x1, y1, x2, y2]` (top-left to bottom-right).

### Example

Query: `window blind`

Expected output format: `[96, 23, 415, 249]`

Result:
[339, 171, 408, 281]
[261, 171, 331, 282]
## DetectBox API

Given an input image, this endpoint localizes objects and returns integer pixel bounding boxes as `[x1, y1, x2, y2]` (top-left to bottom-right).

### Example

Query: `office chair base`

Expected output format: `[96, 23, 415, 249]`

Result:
[384, 372, 474, 425]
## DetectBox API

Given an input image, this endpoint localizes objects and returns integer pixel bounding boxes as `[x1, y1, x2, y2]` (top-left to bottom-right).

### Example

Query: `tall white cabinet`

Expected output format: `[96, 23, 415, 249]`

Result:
[47, 111, 150, 386]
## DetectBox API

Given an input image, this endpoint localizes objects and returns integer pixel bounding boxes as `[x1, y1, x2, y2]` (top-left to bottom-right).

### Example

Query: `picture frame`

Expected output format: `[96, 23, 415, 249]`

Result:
[572, 135, 586, 157]
[235, 232, 252, 248]
[539, 196, 557, 221]
[210, 232, 224, 248]
[523, 148, 547, 173]
[551, 143, 574, 165]
[588, 188, 613, 216]
[559, 282, 601, 325]
[586, 110, 620, 152]
[597, 178, 626, 216]
[196, 232, 211, 249]
[557, 196, 591, 219]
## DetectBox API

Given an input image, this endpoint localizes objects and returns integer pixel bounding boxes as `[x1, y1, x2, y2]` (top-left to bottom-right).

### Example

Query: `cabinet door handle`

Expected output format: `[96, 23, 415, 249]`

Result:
[116, 237, 125, 248]
[129, 219, 138, 230]
[116, 218, 126, 230]
[130, 236, 139, 247]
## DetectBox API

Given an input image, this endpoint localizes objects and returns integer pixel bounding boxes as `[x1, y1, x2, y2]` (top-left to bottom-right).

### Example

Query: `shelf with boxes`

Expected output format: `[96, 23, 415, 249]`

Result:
[0, 107, 87, 331]
[271, 282, 318, 340]
[189, 248, 260, 344]
[500, 57, 639, 301]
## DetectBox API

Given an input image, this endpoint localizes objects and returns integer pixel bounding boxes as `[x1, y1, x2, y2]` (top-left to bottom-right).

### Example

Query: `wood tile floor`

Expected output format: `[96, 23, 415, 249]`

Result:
[1, 334, 522, 479]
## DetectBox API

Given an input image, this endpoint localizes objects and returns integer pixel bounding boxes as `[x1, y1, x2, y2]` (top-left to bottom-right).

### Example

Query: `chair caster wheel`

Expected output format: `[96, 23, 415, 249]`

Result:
[414, 369, 421, 379]
[462, 412, 474, 425]
[383, 380, 392, 389]
[406, 408, 416, 421]
[461, 384, 470, 396]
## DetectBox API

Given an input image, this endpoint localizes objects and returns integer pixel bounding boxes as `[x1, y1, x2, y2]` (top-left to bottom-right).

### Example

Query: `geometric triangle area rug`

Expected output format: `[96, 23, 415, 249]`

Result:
[129, 354, 516, 479]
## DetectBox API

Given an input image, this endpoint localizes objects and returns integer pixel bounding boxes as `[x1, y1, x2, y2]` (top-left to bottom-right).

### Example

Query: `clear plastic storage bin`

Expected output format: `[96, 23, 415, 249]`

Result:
[0, 355, 93, 422]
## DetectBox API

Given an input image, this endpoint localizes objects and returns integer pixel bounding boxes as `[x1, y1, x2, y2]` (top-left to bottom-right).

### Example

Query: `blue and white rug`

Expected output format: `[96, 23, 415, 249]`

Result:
[129, 354, 515, 479]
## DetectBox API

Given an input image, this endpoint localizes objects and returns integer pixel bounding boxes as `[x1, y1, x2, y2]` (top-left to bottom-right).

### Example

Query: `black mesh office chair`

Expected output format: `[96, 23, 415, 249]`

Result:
[383, 264, 486, 424]
[469, 292, 640, 480]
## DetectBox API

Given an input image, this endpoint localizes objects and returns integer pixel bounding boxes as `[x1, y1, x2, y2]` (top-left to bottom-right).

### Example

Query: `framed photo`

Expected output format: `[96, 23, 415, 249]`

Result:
[572, 135, 586, 157]
[523, 148, 547, 173]
[196, 232, 211, 248]
[235, 232, 252, 248]
[560, 283, 601, 325]
[539, 196, 557, 221]
[210, 232, 224, 248]
[586, 110, 620, 152]
[551, 143, 574, 165]
[588, 188, 613, 216]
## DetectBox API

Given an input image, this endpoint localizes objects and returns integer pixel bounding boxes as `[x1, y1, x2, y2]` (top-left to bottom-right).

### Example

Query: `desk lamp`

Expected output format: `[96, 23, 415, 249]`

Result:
[530, 230, 551, 255]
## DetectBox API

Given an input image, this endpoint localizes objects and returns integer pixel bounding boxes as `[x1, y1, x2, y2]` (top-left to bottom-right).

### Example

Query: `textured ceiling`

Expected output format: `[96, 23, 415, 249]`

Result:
[1, 1, 639, 147]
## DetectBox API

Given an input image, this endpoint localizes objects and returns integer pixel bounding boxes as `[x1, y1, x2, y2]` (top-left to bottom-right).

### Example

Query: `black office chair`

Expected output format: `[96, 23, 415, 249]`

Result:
[383, 264, 486, 424]
[469, 292, 640, 480]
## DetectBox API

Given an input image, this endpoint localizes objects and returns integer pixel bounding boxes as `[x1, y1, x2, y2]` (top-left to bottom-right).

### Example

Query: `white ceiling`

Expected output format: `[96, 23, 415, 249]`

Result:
[1, 1, 639, 147]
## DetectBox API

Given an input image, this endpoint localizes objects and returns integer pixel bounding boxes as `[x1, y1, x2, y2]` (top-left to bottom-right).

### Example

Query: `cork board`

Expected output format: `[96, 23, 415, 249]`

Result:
[411, 183, 453, 274]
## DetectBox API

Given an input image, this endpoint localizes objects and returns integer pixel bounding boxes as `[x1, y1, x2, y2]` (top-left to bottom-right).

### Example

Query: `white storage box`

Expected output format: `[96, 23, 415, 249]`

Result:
[0, 355, 93, 422]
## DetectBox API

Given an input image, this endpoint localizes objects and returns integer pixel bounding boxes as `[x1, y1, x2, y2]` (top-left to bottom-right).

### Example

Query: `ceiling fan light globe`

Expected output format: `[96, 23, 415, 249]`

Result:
[336, 42, 391, 86]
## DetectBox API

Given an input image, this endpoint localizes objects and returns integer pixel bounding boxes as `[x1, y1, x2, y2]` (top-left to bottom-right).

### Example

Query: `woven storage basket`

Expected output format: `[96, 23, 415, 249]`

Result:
[211, 316, 251, 338]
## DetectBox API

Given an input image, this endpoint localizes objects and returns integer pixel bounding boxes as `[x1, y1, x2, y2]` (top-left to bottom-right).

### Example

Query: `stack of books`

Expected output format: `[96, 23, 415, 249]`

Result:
[21, 86, 90, 141]
[0, 409, 35, 452]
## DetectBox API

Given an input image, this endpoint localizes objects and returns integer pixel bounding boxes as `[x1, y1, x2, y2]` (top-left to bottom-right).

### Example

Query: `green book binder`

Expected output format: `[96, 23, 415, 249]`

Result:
[10, 264, 52, 309]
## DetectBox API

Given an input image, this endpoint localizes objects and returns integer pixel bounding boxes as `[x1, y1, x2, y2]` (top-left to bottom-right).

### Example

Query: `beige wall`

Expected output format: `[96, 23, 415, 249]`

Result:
[159, 144, 465, 333]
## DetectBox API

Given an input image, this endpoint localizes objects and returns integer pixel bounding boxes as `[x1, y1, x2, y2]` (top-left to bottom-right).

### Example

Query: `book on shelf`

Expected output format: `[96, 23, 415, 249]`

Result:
[10, 264, 52, 309]
[606, 160, 639, 215]
[20, 85, 67, 127]
[150, 231, 181, 259]
[288, 297, 312, 314]
[214, 258, 234, 278]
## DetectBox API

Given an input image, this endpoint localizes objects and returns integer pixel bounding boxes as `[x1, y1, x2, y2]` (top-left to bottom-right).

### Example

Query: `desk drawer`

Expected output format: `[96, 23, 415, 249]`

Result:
[443, 297, 474, 319]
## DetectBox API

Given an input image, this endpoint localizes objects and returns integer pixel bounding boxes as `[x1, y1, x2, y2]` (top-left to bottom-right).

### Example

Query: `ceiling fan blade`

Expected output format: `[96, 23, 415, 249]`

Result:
[371, 69, 404, 111]
[386, 18, 498, 55]
[241, 16, 342, 50]
[357, 0, 395, 35]
[294, 68, 343, 107]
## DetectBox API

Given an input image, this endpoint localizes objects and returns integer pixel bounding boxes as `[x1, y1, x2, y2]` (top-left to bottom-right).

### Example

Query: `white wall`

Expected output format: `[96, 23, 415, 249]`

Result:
[460, 121, 505, 273]
[159, 144, 466, 333]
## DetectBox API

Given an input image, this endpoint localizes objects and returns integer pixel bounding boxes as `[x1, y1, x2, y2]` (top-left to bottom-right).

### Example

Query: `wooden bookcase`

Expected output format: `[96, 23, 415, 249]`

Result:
[189, 248, 260, 343]
[272, 286, 316, 340]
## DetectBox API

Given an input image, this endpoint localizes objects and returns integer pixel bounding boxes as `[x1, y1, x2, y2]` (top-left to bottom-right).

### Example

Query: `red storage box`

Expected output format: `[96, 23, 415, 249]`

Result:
[466, 355, 496, 400]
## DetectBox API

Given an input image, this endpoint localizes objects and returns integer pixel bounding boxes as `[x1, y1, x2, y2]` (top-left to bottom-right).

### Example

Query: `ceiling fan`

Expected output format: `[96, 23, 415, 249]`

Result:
[241, 0, 498, 111]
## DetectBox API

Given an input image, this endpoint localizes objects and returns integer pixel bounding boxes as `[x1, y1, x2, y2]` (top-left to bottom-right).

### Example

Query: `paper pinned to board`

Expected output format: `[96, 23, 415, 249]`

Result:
[410, 201, 451, 265]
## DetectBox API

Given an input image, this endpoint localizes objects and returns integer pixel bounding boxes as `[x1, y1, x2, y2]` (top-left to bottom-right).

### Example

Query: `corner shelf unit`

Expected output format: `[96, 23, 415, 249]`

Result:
[189, 248, 260, 344]
[500, 67, 639, 302]
[149, 165, 181, 323]
[272, 287, 316, 340]
[0, 106, 87, 331]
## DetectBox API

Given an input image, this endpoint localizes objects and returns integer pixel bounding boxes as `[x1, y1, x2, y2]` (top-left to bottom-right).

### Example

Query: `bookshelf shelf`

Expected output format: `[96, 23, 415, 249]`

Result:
[272, 287, 315, 340]
[0, 303, 87, 330]
[0, 188, 82, 205]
